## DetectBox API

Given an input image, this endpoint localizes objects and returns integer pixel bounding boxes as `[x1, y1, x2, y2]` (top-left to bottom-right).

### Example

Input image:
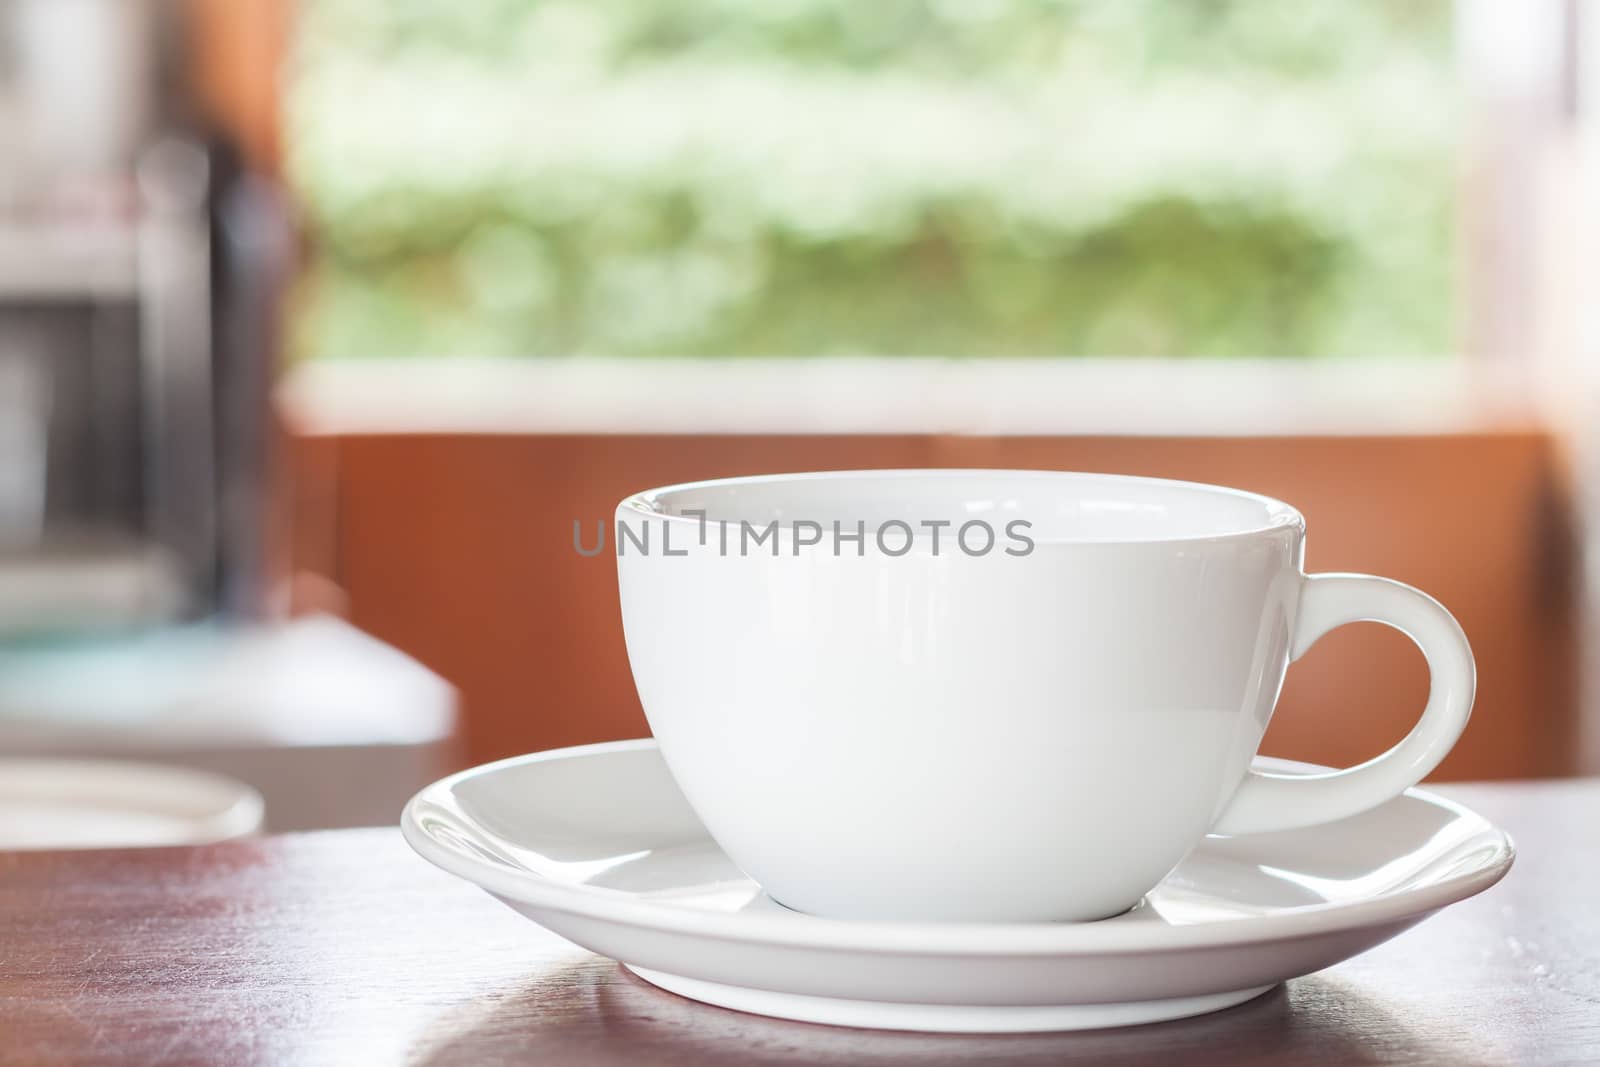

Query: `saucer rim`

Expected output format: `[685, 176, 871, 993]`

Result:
[401, 738, 1515, 957]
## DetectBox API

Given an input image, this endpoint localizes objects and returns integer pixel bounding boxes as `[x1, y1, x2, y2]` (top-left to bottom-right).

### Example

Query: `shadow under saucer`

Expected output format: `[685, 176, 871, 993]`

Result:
[405, 960, 1494, 1067]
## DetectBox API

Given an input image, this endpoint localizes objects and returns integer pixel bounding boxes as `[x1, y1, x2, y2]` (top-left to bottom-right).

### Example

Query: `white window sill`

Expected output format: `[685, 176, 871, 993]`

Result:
[276, 357, 1545, 438]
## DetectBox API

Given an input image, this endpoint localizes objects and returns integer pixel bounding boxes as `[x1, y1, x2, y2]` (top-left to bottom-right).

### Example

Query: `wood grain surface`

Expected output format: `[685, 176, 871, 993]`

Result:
[1, 779, 1596, 1066]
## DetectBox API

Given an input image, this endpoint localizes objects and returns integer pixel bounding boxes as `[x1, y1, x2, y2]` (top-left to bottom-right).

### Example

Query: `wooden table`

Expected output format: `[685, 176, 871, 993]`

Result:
[2, 779, 1596, 1066]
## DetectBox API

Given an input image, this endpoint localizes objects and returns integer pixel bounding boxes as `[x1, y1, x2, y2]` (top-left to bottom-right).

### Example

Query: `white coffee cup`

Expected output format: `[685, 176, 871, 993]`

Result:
[615, 470, 1474, 923]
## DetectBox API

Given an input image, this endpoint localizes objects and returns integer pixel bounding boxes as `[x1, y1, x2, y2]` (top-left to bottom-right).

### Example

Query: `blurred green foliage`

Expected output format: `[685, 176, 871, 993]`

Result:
[285, 0, 1458, 359]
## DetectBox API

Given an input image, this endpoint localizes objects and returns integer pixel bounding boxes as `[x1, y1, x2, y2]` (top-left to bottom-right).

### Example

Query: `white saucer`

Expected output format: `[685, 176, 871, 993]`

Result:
[401, 739, 1513, 1033]
[0, 758, 264, 850]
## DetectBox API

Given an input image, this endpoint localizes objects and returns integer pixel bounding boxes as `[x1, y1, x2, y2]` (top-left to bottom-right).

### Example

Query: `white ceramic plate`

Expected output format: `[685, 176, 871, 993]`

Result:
[0, 758, 264, 850]
[402, 739, 1513, 1033]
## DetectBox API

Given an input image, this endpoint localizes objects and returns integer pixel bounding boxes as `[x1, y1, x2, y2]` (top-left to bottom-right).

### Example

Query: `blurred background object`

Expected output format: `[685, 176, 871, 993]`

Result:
[0, 755, 262, 849]
[0, 616, 455, 831]
[3, 1, 1597, 840]
[0, 0, 256, 633]
[0, 0, 455, 839]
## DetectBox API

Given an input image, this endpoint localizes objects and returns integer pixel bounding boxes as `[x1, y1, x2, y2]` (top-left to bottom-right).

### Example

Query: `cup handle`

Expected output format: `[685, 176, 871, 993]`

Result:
[1211, 573, 1475, 836]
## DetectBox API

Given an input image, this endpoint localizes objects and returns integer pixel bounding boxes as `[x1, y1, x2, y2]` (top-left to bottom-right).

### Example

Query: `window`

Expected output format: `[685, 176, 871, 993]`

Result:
[284, 1, 1459, 361]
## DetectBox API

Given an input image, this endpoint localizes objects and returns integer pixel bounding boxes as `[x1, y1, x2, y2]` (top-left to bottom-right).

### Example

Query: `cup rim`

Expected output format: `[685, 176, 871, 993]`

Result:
[617, 469, 1305, 547]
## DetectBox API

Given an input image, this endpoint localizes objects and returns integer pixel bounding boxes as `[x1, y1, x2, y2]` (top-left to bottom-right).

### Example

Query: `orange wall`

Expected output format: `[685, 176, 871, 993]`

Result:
[284, 431, 1580, 780]
[185, 0, 290, 172]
